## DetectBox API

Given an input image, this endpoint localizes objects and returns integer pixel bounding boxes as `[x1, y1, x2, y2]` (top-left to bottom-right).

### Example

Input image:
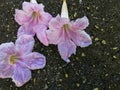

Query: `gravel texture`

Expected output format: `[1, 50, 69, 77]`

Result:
[0, 0, 120, 90]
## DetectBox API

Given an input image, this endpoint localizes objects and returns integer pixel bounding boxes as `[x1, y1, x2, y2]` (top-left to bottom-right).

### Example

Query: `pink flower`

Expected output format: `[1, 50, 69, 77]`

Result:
[0, 35, 46, 87]
[15, 0, 52, 46]
[47, 0, 92, 63]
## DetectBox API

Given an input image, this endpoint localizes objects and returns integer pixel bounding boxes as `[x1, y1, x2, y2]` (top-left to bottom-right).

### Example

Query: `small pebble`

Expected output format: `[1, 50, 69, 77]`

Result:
[75, 57, 79, 60]
[101, 29, 104, 31]
[113, 55, 117, 59]
[87, 7, 90, 10]
[79, 0, 82, 4]
[101, 40, 107, 44]
[95, 25, 99, 29]
[76, 83, 80, 87]
[65, 74, 68, 78]
[95, 37, 99, 41]
[59, 79, 62, 82]
[93, 65, 96, 67]
[112, 47, 118, 50]
[102, 18, 105, 21]
[105, 74, 108, 77]
[81, 53, 85, 57]
[93, 88, 99, 90]
[74, 12, 77, 17]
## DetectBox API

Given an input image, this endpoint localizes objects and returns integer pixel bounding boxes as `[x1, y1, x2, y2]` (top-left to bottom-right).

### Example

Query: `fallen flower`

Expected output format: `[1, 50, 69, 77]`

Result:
[15, 0, 52, 46]
[0, 35, 46, 87]
[47, 0, 92, 63]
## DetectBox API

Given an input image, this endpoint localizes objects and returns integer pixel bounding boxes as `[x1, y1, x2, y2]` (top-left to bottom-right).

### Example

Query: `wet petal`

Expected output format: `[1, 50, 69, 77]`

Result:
[70, 30, 92, 47]
[74, 16, 89, 30]
[15, 9, 29, 25]
[0, 42, 15, 55]
[17, 26, 35, 37]
[12, 64, 31, 87]
[58, 40, 76, 63]
[15, 35, 35, 55]
[34, 25, 48, 46]
[22, 52, 46, 70]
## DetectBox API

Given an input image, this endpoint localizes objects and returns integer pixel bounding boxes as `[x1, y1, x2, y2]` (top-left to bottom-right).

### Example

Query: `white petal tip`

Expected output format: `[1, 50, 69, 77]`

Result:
[61, 0, 69, 19]
[30, 0, 37, 3]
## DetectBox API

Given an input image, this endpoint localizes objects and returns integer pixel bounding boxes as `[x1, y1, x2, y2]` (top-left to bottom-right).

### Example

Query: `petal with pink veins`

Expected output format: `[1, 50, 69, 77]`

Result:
[15, 35, 35, 55]
[47, 29, 62, 44]
[70, 30, 92, 47]
[22, 2, 33, 13]
[58, 40, 76, 63]
[32, 4, 44, 12]
[0, 42, 15, 55]
[0, 63, 14, 78]
[12, 64, 31, 87]
[39, 12, 52, 26]
[74, 16, 89, 30]
[15, 9, 30, 25]
[22, 2, 44, 13]
[17, 26, 35, 37]
[0, 52, 8, 63]
[49, 15, 69, 30]
[34, 25, 49, 46]
[21, 52, 46, 70]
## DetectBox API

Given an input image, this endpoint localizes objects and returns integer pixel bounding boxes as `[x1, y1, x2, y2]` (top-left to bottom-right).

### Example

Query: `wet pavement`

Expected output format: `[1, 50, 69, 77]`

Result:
[0, 0, 120, 90]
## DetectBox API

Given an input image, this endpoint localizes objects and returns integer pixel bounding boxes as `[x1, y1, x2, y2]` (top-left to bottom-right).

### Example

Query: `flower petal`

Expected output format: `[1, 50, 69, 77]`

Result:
[22, 2, 44, 13]
[49, 15, 69, 30]
[0, 52, 7, 62]
[22, 2, 33, 13]
[58, 40, 76, 63]
[39, 12, 52, 26]
[70, 30, 92, 47]
[46, 29, 62, 44]
[15, 9, 29, 25]
[15, 35, 35, 55]
[47, 25, 65, 45]
[21, 52, 46, 70]
[47, 15, 70, 44]
[17, 26, 35, 37]
[12, 64, 31, 87]
[74, 16, 89, 30]
[34, 25, 48, 46]
[0, 62, 13, 78]
[0, 42, 15, 55]
[0, 50, 14, 78]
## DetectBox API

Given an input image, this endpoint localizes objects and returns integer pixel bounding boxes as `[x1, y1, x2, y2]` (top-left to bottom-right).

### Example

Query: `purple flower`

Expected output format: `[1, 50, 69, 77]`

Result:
[47, 0, 92, 63]
[15, 0, 52, 46]
[0, 35, 46, 87]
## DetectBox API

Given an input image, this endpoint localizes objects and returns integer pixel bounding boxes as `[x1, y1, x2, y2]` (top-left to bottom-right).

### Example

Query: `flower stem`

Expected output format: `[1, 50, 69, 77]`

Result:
[61, 0, 69, 19]
[30, 0, 37, 3]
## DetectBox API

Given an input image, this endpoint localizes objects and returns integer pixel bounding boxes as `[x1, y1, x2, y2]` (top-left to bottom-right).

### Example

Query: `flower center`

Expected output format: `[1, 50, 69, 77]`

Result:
[9, 55, 18, 65]
[32, 11, 40, 19]
[62, 24, 70, 31]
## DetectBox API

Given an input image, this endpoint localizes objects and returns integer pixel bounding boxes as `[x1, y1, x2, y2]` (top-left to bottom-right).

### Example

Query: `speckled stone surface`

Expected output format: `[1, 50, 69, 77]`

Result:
[0, 0, 120, 90]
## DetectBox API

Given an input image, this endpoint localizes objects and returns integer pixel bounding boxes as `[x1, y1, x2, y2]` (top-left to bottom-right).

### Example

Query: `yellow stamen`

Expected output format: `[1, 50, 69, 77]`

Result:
[9, 55, 18, 65]
[32, 12, 40, 19]
[62, 24, 70, 31]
